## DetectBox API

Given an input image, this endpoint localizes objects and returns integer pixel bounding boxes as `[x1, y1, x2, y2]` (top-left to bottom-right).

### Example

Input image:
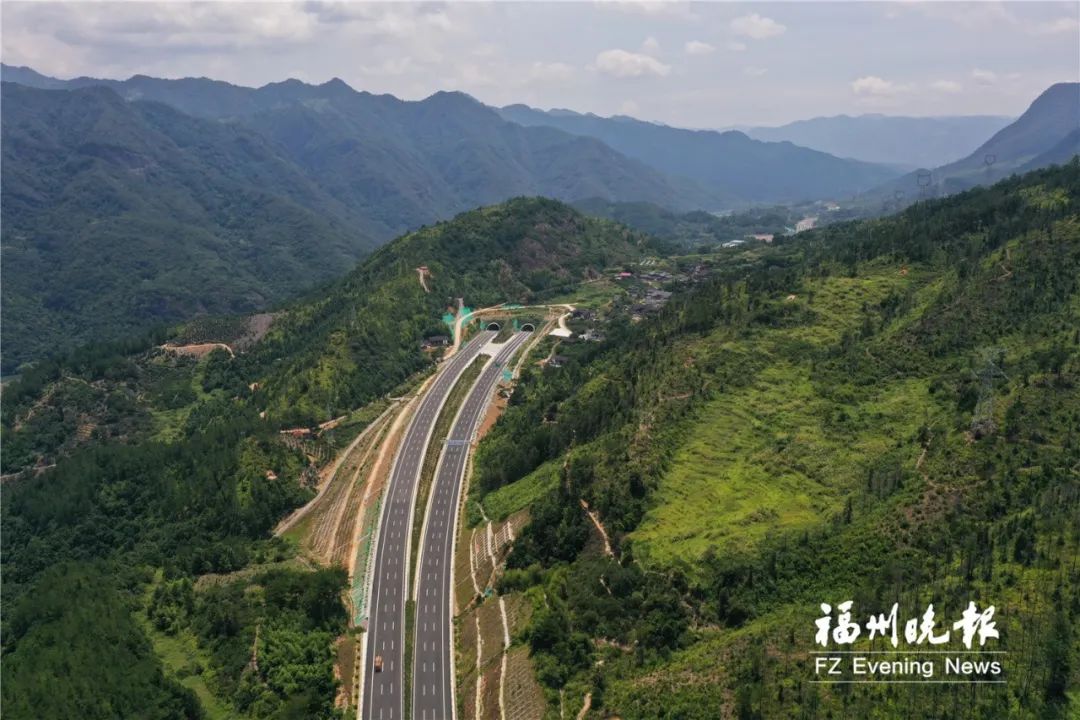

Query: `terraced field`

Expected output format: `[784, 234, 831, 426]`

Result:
[455, 505, 543, 720]
[503, 647, 546, 720]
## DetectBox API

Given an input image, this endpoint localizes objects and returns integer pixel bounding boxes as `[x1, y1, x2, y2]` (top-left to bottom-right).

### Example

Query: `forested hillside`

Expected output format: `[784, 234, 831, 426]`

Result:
[2, 198, 653, 471]
[1, 66, 718, 221]
[236, 88, 718, 236]
[471, 162, 1080, 718]
[0, 198, 655, 719]
[4, 163, 1078, 719]
[0, 82, 373, 371]
[241, 197, 658, 424]
[1, 68, 715, 369]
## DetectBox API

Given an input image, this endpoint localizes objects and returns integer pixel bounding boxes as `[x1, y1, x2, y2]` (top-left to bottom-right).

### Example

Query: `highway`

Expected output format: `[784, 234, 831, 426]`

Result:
[362, 330, 494, 720]
[411, 331, 532, 720]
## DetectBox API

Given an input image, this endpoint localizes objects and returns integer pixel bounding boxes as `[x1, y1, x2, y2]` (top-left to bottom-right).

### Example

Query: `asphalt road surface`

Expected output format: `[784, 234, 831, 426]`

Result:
[362, 331, 494, 720]
[412, 331, 531, 720]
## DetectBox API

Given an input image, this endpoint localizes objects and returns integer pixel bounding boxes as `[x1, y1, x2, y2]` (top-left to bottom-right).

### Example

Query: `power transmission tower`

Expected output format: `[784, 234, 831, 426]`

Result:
[971, 347, 1008, 438]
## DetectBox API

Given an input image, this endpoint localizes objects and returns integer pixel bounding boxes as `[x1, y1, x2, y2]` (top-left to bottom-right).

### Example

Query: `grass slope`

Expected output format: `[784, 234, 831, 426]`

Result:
[634, 265, 931, 564]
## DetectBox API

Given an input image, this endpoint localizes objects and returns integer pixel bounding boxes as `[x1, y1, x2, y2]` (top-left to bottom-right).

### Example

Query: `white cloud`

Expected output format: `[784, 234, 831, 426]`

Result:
[851, 75, 909, 96]
[850, 75, 916, 109]
[642, 36, 661, 54]
[455, 63, 494, 88]
[530, 61, 576, 83]
[684, 40, 715, 56]
[360, 57, 417, 77]
[730, 13, 786, 40]
[727, 41, 747, 52]
[424, 11, 454, 32]
[931, 79, 962, 93]
[471, 43, 499, 58]
[971, 68, 998, 85]
[599, 1, 696, 19]
[906, 3, 1019, 32]
[594, 48, 671, 78]
[743, 66, 768, 77]
[1031, 17, 1079, 35]
[2, 2, 468, 59]
[65, 4, 320, 50]
[912, 3, 1078, 37]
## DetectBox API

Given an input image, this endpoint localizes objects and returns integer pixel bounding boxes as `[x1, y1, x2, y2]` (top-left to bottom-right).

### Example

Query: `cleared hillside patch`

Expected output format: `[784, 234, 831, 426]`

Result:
[632, 268, 937, 566]
[481, 460, 561, 523]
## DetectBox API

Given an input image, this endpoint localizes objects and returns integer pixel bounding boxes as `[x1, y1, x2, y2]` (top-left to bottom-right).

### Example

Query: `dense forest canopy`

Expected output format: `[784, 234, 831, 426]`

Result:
[3, 163, 1079, 719]
[0, 72, 707, 370]
[0, 81, 374, 372]
[0, 197, 657, 718]
[473, 162, 1080, 718]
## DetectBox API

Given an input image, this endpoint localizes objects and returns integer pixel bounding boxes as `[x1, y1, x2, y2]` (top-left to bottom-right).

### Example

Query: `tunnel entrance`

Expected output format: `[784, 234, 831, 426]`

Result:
[485, 322, 501, 331]
[520, 323, 535, 332]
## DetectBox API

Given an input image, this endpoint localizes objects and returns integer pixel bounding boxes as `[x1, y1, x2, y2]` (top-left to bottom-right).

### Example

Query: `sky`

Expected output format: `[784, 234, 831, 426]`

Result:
[2, 1, 1077, 127]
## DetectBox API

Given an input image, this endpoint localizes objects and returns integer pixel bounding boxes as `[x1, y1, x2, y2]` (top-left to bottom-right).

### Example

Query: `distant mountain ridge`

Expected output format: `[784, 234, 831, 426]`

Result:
[498, 103, 902, 204]
[3, 65, 915, 215]
[738, 113, 1014, 168]
[6, 64, 1071, 371]
[1, 64, 723, 222]
[0, 66, 725, 368]
[1021, 128, 1080, 172]
[872, 82, 1080, 200]
[940, 83, 1080, 180]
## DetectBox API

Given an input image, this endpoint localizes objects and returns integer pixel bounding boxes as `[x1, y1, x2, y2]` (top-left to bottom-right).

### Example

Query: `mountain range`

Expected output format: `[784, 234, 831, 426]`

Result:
[738, 113, 1014, 168]
[871, 82, 1080, 201]
[3, 65, 1076, 372]
[0, 64, 902, 369]
[1, 81, 379, 371]
[3, 64, 907, 211]
[503, 86, 1077, 207]
[0, 69, 709, 370]
[498, 103, 900, 203]
[1, 65, 718, 230]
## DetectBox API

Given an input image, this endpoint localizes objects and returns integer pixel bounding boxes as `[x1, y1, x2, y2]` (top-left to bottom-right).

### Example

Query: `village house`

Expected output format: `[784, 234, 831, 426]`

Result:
[421, 334, 451, 349]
